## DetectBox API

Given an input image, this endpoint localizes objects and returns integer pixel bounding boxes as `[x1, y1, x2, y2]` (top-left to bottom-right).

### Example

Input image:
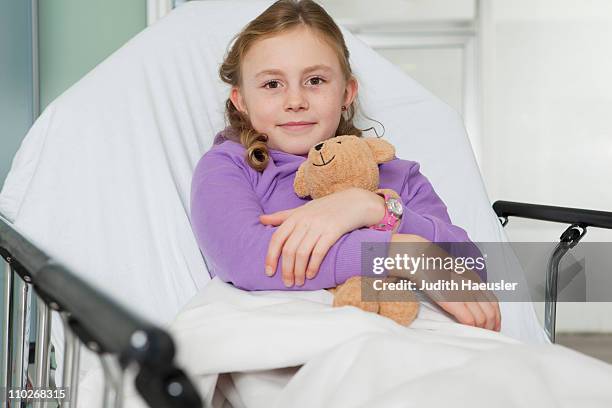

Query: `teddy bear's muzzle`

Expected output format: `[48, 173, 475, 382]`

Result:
[312, 154, 335, 166]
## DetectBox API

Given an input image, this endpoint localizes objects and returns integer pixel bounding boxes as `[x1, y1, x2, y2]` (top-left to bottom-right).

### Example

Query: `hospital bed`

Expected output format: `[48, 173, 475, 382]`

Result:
[1, 1, 611, 406]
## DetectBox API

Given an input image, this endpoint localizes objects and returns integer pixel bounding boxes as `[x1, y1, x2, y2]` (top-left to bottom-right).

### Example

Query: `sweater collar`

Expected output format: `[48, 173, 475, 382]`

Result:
[214, 126, 308, 162]
[269, 148, 308, 161]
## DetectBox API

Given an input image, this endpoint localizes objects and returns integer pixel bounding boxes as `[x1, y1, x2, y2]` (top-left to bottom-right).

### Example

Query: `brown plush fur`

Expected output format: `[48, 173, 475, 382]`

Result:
[293, 135, 419, 326]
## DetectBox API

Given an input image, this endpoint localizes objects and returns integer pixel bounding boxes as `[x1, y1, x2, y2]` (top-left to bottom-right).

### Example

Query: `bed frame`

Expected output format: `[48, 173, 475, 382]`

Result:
[493, 200, 612, 343]
[2, 201, 611, 406]
[0, 213, 202, 407]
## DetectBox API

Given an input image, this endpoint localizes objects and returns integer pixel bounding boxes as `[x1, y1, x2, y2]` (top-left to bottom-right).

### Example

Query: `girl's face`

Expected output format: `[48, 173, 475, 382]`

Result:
[230, 25, 357, 155]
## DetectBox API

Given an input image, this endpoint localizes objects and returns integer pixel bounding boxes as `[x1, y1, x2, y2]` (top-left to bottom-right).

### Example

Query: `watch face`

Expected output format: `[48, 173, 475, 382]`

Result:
[387, 198, 403, 217]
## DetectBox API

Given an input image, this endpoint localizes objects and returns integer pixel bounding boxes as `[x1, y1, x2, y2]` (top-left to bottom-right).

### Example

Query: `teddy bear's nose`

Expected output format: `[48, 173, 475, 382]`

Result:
[314, 142, 324, 151]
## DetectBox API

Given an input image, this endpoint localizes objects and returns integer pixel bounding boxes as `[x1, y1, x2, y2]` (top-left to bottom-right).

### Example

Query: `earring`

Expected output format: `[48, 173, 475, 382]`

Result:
[341, 105, 346, 111]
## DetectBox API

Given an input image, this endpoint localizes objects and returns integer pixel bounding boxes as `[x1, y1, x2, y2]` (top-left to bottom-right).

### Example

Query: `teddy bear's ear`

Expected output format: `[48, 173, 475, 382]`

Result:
[364, 137, 396, 163]
[293, 162, 309, 197]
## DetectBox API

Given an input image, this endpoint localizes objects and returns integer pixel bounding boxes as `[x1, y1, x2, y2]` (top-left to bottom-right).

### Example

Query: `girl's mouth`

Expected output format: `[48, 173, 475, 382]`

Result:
[279, 123, 316, 132]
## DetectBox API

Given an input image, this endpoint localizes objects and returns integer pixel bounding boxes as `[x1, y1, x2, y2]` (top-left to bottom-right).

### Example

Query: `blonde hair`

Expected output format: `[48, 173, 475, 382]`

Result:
[219, 0, 371, 172]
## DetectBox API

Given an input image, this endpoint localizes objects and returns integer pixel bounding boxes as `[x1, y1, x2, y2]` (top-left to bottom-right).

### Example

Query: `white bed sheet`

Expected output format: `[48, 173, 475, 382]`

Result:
[0, 0, 548, 387]
[75, 278, 612, 408]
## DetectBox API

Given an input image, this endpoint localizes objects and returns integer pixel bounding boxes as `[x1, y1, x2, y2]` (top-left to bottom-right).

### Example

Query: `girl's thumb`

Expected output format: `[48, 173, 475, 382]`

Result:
[259, 209, 291, 225]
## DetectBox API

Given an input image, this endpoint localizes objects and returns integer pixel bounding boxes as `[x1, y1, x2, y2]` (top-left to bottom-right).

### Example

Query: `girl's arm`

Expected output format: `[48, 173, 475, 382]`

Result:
[382, 159, 488, 282]
[380, 160, 498, 331]
[390, 160, 472, 241]
[190, 148, 392, 291]
[387, 233, 501, 332]
[259, 187, 393, 287]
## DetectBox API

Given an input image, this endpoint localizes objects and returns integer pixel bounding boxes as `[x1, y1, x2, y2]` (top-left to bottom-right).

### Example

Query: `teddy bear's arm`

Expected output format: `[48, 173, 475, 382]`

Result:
[375, 188, 401, 200]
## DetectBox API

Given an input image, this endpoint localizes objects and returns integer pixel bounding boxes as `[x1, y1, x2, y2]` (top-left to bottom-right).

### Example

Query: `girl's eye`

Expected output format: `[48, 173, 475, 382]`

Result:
[309, 76, 325, 86]
[263, 80, 280, 89]
[336, 141, 341, 144]
[263, 77, 325, 89]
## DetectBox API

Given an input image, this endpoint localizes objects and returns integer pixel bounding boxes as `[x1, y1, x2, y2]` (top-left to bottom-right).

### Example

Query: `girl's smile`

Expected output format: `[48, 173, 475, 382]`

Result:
[279, 122, 317, 132]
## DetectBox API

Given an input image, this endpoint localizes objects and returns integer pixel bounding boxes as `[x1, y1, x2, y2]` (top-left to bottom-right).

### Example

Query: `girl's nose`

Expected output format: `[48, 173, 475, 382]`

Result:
[285, 88, 308, 111]
[314, 142, 324, 151]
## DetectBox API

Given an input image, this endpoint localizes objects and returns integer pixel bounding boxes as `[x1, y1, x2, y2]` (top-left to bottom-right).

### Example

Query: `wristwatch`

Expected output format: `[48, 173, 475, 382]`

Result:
[369, 191, 403, 231]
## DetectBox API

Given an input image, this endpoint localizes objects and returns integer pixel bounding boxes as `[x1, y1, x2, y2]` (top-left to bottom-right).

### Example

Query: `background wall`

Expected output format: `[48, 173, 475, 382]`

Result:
[481, 0, 612, 331]
[1, 0, 146, 185]
[38, 0, 146, 109]
[0, 0, 33, 186]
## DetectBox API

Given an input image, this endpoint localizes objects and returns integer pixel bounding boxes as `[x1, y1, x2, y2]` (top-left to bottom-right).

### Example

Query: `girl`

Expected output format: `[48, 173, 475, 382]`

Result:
[190, 0, 500, 332]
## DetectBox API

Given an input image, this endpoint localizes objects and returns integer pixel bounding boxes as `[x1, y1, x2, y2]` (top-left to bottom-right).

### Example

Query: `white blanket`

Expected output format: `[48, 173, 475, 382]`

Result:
[77, 278, 612, 407]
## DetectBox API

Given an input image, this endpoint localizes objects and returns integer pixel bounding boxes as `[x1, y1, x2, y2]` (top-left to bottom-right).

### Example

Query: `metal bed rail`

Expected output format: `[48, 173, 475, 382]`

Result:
[1, 213, 202, 407]
[493, 200, 612, 343]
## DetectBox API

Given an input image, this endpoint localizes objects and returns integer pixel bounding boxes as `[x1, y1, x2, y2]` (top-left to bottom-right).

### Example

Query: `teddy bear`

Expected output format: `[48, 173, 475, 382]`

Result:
[293, 134, 419, 326]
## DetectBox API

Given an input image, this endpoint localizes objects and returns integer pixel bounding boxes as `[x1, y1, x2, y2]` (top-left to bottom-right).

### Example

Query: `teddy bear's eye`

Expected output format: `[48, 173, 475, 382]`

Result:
[336, 141, 341, 144]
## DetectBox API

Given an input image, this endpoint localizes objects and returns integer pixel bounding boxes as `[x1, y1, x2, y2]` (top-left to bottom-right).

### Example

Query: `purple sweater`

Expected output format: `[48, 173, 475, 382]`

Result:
[190, 127, 485, 290]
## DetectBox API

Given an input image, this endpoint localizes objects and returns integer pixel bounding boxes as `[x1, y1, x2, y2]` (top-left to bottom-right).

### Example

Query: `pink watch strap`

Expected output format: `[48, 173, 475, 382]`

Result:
[369, 191, 400, 231]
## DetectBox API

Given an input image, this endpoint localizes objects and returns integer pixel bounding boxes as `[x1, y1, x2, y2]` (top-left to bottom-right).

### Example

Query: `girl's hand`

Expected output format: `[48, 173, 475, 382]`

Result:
[425, 273, 502, 332]
[434, 300, 501, 332]
[388, 233, 501, 332]
[259, 187, 385, 287]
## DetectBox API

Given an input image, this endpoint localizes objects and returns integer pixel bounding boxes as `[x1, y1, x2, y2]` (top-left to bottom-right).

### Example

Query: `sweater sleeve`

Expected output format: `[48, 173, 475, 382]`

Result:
[189, 148, 392, 291]
[391, 161, 488, 282]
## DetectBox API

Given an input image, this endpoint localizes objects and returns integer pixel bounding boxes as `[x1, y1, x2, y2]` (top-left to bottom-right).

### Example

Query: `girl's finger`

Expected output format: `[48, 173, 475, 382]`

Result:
[481, 288, 500, 306]
[437, 301, 475, 327]
[489, 299, 501, 332]
[478, 290, 502, 332]
[474, 300, 497, 331]
[265, 221, 294, 277]
[305, 233, 337, 279]
[293, 230, 321, 286]
[280, 224, 309, 287]
[464, 301, 486, 328]
[259, 209, 294, 226]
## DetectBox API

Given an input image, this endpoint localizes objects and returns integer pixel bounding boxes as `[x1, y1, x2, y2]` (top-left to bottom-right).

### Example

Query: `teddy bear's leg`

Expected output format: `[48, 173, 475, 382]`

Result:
[376, 277, 420, 326]
[333, 276, 379, 314]
[378, 300, 419, 326]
